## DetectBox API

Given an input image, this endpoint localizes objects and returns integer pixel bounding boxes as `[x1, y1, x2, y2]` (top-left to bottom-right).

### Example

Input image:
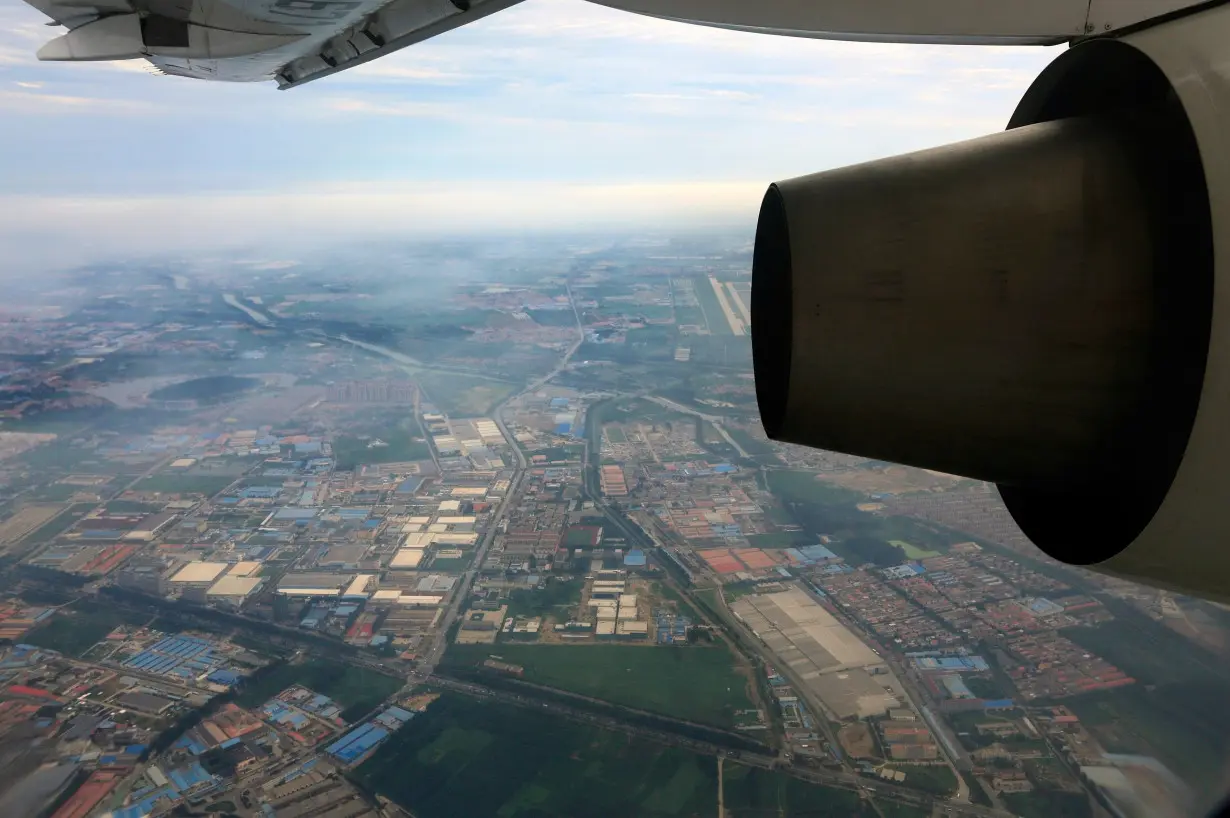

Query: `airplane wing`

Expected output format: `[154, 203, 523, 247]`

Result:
[18, 0, 1207, 87]
[21, 0, 525, 86]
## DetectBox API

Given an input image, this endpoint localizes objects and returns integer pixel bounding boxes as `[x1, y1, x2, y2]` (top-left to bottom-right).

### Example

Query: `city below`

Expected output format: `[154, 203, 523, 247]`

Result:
[0, 233, 1222, 818]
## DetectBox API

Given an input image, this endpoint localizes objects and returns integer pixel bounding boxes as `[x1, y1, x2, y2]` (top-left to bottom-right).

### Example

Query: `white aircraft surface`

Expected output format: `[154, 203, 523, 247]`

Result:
[18, 0, 1203, 88]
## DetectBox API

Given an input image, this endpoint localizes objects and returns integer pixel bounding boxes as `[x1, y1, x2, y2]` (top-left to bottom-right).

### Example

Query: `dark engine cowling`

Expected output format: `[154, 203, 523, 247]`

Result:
[750, 10, 1230, 602]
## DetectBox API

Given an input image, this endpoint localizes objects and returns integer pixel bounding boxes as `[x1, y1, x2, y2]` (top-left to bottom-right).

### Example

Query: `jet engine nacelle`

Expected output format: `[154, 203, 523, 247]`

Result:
[751, 3, 1230, 602]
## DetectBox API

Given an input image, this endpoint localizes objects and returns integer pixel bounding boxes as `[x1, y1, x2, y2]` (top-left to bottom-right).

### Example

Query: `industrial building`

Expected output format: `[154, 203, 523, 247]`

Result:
[809, 670, 902, 719]
[226, 561, 262, 577]
[455, 606, 507, 644]
[343, 575, 374, 599]
[389, 548, 424, 569]
[325, 723, 388, 763]
[205, 575, 264, 606]
[616, 621, 648, 637]
[277, 573, 352, 598]
[320, 545, 368, 569]
[591, 581, 625, 599]
[732, 587, 897, 719]
[169, 562, 229, 586]
[433, 532, 479, 545]
[732, 588, 880, 672]
[124, 511, 178, 542]
[116, 562, 168, 596]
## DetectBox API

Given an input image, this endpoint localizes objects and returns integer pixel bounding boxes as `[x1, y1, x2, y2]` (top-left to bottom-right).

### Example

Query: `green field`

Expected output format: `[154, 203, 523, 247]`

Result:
[24, 606, 146, 657]
[149, 375, 260, 403]
[563, 527, 600, 547]
[721, 763, 875, 817]
[30, 483, 98, 502]
[658, 582, 703, 621]
[355, 693, 864, 818]
[132, 474, 235, 496]
[234, 659, 402, 722]
[21, 503, 94, 543]
[442, 642, 752, 728]
[15, 440, 105, 472]
[887, 764, 957, 796]
[1063, 604, 1230, 687]
[1065, 684, 1230, 794]
[605, 425, 628, 444]
[889, 540, 941, 559]
[505, 579, 582, 620]
[767, 470, 865, 506]
[1059, 599, 1230, 794]
[875, 801, 932, 818]
[725, 426, 777, 457]
[767, 470, 956, 562]
[1000, 790, 1092, 818]
[417, 372, 516, 417]
[333, 432, 430, 470]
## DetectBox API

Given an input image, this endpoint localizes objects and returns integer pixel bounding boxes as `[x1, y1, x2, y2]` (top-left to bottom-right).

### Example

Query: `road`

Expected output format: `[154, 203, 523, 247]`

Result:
[418, 284, 583, 674]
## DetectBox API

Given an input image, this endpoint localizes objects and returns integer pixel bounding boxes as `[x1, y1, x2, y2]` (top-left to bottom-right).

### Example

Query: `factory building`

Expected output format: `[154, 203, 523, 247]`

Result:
[455, 606, 507, 645]
[205, 575, 264, 608]
[277, 573, 352, 598]
[389, 549, 424, 569]
[169, 562, 229, 587]
[591, 581, 625, 599]
[124, 511, 178, 542]
[616, 621, 648, 638]
[116, 562, 168, 596]
[343, 575, 374, 600]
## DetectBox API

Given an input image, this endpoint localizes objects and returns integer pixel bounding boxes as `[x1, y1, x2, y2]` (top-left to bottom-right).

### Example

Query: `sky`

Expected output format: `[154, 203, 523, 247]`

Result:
[0, 0, 1057, 271]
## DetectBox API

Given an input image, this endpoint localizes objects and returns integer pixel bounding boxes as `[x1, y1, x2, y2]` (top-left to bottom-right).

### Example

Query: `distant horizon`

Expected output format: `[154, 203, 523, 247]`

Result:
[0, 183, 762, 275]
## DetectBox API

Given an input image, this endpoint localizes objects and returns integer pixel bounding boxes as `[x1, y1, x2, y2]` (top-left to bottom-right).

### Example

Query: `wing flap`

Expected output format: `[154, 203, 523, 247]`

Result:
[276, 0, 524, 89]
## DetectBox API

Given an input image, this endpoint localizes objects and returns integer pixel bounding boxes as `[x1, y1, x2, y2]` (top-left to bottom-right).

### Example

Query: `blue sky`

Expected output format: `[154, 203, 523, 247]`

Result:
[0, 0, 1056, 270]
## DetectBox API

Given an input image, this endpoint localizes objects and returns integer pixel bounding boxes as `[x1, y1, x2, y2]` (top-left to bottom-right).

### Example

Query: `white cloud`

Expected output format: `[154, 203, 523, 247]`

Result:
[324, 97, 461, 118]
[0, 87, 152, 113]
[339, 62, 469, 83]
[0, 0, 1062, 269]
